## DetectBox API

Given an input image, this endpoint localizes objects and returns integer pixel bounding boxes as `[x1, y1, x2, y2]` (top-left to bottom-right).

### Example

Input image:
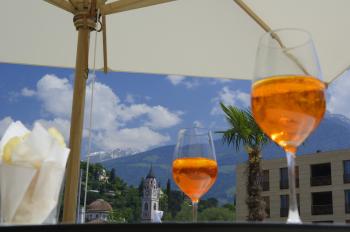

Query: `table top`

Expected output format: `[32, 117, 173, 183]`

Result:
[0, 223, 349, 232]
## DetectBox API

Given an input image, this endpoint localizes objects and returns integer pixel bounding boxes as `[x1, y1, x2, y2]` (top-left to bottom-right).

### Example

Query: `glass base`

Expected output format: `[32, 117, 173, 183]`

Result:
[287, 210, 302, 224]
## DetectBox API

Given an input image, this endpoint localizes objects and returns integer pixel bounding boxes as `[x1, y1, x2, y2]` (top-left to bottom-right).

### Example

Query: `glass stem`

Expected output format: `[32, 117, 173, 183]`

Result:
[192, 201, 198, 222]
[286, 151, 302, 223]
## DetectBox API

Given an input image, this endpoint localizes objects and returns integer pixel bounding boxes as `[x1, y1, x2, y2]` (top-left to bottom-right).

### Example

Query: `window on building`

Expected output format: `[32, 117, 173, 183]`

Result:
[154, 203, 157, 210]
[262, 170, 269, 191]
[144, 202, 148, 211]
[280, 195, 289, 217]
[262, 196, 270, 218]
[345, 190, 350, 214]
[343, 160, 350, 183]
[312, 221, 333, 224]
[280, 168, 288, 189]
[312, 191, 333, 215]
[310, 163, 332, 186]
[297, 193, 300, 214]
[295, 166, 299, 188]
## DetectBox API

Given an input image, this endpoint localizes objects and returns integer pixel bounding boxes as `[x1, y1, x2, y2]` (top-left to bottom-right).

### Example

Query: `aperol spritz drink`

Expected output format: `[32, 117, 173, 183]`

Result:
[172, 128, 217, 222]
[252, 29, 326, 223]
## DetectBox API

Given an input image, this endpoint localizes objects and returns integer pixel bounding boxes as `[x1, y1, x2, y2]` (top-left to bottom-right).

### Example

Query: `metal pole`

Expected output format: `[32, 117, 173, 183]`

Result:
[83, 155, 91, 222]
[62, 27, 91, 223]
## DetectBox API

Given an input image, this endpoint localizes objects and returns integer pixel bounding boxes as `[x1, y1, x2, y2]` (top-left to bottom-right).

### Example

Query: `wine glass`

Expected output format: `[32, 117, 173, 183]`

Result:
[251, 28, 326, 223]
[172, 128, 218, 222]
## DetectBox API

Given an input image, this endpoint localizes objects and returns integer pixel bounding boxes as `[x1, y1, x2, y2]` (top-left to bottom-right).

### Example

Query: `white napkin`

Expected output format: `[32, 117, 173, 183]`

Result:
[0, 121, 70, 224]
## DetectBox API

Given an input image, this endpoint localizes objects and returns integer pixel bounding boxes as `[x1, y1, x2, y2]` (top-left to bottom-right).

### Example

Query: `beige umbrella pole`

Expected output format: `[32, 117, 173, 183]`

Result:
[62, 9, 96, 223]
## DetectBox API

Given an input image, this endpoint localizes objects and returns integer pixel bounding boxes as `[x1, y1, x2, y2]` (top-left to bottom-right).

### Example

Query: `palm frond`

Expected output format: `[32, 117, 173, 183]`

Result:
[217, 102, 270, 151]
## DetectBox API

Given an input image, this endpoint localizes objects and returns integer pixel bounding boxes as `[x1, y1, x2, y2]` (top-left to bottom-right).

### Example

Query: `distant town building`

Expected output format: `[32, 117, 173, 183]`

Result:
[98, 169, 109, 183]
[236, 149, 350, 223]
[141, 165, 161, 222]
[86, 199, 112, 223]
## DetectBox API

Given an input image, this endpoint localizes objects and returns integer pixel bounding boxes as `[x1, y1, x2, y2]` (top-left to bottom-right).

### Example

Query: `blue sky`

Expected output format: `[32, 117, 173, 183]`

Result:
[1, 63, 350, 156]
[0, 63, 252, 155]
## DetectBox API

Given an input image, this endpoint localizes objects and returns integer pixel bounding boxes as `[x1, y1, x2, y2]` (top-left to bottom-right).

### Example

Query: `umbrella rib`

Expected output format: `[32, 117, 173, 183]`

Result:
[102, 15, 108, 73]
[100, 0, 176, 15]
[44, 0, 75, 14]
[234, 0, 310, 76]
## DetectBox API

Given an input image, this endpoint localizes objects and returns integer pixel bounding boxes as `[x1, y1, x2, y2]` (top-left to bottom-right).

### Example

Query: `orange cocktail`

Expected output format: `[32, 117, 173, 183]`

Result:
[172, 157, 218, 203]
[251, 75, 326, 152]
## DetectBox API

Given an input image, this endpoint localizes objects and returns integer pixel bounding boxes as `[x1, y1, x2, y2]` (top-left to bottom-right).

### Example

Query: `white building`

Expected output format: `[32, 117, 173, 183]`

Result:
[85, 199, 112, 223]
[142, 166, 161, 222]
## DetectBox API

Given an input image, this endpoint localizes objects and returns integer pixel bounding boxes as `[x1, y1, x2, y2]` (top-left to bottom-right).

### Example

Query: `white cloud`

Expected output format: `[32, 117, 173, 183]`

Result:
[166, 75, 199, 89]
[145, 106, 182, 129]
[125, 94, 135, 104]
[21, 88, 36, 97]
[0, 117, 14, 137]
[24, 74, 182, 152]
[85, 82, 121, 131]
[167, 75, 186, 85]
[183, 80, 200, 89]
[36, 74, 73, 118]
[193, 120, 203, 128]
[94, 127, 170, 153]
[211, 86, 250, 115]
[328, 71, 350, 118]
[210, 78, 231, 85]
[118, 104, 182, 129]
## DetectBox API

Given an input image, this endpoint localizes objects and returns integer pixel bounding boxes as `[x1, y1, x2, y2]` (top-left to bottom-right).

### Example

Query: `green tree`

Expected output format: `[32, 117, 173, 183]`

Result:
[168, 190, 185, 217]
[218, 103, 269, 221]
[138, 177, 144, 197]
[108, 210, 126, 223]
[198, 198, 218, 212]
[159, 192, 168, 216]
[166, 179, 171, 207]
[174, 201, 192, 222]
[110, 168, 116, 183]
[124, 187, 142, 222]
[198, 207, 234, 222]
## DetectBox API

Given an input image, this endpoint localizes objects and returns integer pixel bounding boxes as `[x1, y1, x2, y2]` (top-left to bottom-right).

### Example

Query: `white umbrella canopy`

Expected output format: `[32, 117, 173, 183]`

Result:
[1, 0, 350, 223]
[245, 0, 350, 83]
[1, 0, 350, 82]
[0, 0, 264, 80]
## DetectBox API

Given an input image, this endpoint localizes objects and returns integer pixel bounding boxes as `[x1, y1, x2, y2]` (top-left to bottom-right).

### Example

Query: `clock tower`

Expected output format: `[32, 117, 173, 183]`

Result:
[141, 165, 160, 222]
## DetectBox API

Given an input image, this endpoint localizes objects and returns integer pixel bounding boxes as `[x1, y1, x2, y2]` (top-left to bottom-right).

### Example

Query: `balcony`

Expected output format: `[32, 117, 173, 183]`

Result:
[312, 204, 333, 215]
[344, 174, 350, 184]
[310, 176, 332, 186]
[280, 207, 288, 217]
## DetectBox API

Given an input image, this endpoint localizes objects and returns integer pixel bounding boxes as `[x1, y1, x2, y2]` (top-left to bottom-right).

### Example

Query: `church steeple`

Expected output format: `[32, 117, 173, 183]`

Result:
[142, 165, 160, 222]
[146, 164, 156, 179]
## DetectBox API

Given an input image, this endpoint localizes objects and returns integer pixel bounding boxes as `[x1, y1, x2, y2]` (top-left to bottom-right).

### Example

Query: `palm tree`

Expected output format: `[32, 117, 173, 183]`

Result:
[218, 103, 270, 221]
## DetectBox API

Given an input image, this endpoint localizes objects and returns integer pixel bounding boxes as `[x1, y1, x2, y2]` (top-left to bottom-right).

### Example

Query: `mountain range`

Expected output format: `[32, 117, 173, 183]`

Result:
[102, 113, 350, 203]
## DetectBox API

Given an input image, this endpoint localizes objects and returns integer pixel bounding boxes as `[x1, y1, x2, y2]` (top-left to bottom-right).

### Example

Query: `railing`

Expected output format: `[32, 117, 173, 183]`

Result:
[343, 174, 350, 184]
[310, 176, 332, 186]
[280, 207, 288, 217]
[280, 180, 288, 189]
[312, 204, 333, 215]
[262, 181, 269, 191]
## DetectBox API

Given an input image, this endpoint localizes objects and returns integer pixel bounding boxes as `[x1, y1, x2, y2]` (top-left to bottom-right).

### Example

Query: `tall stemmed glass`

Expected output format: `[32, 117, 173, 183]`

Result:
[172, 128, 218, 222]
[252, 28, 326, 223]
